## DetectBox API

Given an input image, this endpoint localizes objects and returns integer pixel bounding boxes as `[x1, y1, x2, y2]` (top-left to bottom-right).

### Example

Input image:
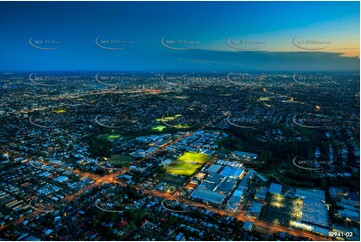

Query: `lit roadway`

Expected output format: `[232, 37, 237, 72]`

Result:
[142, 190, 330, 241]
[0, 131, 331, 241]
[0, 132, 188, 231]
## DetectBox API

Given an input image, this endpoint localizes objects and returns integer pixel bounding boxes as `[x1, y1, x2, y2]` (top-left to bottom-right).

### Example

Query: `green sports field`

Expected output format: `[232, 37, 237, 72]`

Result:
[166, 152, 209, 176]
[152, 125, 167, 131]
[156, 114, 190, 129]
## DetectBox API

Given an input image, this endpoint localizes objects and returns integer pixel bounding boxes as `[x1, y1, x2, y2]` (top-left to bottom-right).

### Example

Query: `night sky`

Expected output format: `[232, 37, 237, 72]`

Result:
[0, 1, 359, 72]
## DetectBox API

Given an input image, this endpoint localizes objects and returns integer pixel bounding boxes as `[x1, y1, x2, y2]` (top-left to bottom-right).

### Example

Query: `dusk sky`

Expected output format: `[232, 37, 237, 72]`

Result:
[0, 1, 359, 72]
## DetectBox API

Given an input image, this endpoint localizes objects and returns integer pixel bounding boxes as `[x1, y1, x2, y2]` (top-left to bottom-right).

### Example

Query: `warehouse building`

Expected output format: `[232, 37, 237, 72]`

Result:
[220, 166, 245, 179]
[301, 198, 329, 228]
[246, 201, 263, 218]
[205, 164, 222, 174]
[268, 183, 282, 195]
[190, 189, 226, 205]
[295, 188, 325, 202]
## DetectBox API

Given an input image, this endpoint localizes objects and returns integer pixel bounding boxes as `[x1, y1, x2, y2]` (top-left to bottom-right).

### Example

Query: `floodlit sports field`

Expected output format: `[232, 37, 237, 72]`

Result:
[152, 125, 167, 131]
[53, 109, 67, 114]
[156, 114, 182, 122]
[166, 152, 209, 176]
[156, 114, 190, 129]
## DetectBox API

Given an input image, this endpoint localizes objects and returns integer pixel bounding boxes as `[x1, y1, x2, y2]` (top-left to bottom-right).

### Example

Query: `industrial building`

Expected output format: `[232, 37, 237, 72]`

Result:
[220, 166, 245, 179]
[268, 183, 282, 195]
[255, 187, 268, 200]
[54, 176, 69, 183]
[214, 177, 237, 194]
[295, 188, 325, 202]
[246, 201, 263, 218]
[190, 188, 226, 205]
[301, 198, 329, 227]
[205, 164, 222, 174]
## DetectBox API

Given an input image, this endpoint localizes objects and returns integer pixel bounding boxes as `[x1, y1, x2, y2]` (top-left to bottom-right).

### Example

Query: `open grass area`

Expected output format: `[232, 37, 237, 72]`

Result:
[106, 154, 135, 167]
[152, 125, 167, 131]
[53, 109, 67, 114]
[156, 114, 190, 129]
[156, 114, 182, 122]
[97, 134, 122, 141]
[166, 152, 209, 176]
[173, 124, 190, 129]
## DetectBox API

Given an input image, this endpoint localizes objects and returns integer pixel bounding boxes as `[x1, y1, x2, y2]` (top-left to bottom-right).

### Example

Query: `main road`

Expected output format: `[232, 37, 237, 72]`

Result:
[0, 118, 331, 241]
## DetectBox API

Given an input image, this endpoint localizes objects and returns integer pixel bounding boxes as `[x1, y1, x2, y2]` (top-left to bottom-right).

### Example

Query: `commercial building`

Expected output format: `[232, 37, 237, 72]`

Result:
[295, 189, 325, 202]
[268, 183, 282, 195]
[246, 201, 263, 219]
[204, 174, 224, 184]
[242, 221, 253, 231]
[214, 177, 237, 194]
[190, 189, 226, 205]
[301, 198, 329, 228]
[220, 166, 244, 179]
[292, 220, 330, 236]
[255, 187, 268, 200]
[227, 188, 246, 210]
[338, 209, 360, 222]
[54, 176, 69, 183]
[205, 164, 222, 174]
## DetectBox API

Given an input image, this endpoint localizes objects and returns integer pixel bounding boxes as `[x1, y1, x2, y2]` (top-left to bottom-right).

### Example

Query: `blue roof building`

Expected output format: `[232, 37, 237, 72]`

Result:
[54, 176, 69, 183]
[221, 166, 244, 178]
[269, 183, 282, 195]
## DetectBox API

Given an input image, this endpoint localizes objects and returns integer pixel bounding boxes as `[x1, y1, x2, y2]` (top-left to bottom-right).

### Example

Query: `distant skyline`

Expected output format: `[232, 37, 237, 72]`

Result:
[0, 1, 359, 72]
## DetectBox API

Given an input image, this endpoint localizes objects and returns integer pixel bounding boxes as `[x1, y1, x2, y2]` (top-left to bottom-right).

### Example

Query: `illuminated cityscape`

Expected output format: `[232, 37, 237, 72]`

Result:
[0, 1, 360, 241]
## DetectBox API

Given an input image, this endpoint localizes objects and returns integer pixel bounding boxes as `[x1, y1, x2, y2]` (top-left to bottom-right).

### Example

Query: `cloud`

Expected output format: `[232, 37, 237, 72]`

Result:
[166, 49, 360, 72]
